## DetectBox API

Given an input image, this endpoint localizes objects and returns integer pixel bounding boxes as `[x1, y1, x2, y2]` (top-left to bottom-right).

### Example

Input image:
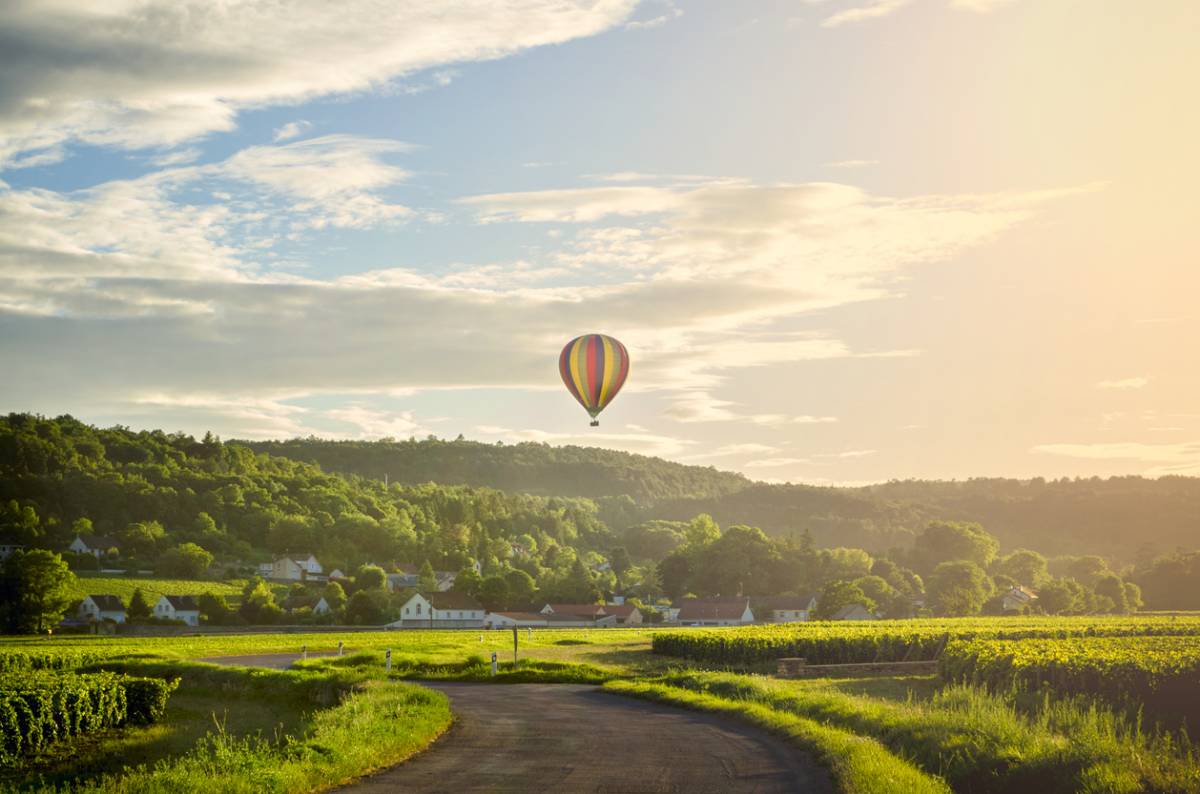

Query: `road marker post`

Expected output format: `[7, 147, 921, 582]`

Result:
[301, 644, 307, 661]
[338, 640, 344, 657]
[512, 626, 519, 665]
[386, 648, 392, 673]
[491, 652, 498, 677]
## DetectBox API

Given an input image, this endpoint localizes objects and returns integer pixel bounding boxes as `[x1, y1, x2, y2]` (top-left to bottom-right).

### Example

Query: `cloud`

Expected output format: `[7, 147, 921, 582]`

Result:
[822, 0, 913, 28]
[1, 166, 1083, 438]
[949, 0, 1016, 11]
[816, 449, 877, 458]
[625, 0, 683, 29]
[1096, 377, 1149, 390]
[0, 1, 640, 167]
[825, 159, 878, 168]
[273, 121, 313, 142]
[744, 457, 812, 468]
[1033, 441, 1200, 476]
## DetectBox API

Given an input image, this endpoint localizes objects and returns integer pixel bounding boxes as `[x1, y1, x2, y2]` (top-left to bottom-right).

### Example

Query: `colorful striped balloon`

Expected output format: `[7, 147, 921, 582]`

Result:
[559, 333, 630, 426]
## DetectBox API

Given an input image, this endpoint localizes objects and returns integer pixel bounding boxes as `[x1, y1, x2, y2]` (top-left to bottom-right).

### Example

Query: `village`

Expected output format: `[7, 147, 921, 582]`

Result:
[61, 542, 1043, 632]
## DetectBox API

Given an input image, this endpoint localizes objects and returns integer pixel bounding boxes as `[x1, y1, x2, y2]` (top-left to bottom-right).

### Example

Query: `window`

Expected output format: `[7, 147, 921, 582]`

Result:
[415, 603, 422, 615]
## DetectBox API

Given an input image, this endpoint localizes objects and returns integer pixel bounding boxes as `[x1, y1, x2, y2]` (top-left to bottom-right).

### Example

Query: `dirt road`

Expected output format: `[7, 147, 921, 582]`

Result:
[203, 655, 831, 793]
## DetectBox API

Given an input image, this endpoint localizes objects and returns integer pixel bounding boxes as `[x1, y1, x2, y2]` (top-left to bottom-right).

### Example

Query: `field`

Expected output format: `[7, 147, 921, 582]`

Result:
[3, 618, 1199, 793]
[65, 575, 248, 605]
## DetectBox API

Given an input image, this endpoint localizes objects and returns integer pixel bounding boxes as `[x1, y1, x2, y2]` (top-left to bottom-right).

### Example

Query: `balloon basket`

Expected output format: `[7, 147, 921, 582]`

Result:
[590, 420, 599, 427]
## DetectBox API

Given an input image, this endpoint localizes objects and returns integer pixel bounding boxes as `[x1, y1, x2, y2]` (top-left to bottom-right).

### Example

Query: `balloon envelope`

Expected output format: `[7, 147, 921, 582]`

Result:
[559, 334, 629, 425]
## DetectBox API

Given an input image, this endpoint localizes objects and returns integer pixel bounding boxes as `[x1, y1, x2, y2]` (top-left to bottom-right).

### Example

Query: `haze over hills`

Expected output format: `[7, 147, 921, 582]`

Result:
[244, 437, 1200, 562]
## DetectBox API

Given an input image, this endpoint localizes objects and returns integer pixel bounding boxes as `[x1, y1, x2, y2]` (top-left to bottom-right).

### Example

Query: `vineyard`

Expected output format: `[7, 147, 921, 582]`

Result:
[0, 669, 175, 765]
[940, 635, 1200, 718]
[650, 616, 1200, 666]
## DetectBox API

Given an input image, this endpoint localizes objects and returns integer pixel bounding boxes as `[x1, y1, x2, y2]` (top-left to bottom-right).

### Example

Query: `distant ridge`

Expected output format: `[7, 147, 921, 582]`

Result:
[244, 436, 1200, 561]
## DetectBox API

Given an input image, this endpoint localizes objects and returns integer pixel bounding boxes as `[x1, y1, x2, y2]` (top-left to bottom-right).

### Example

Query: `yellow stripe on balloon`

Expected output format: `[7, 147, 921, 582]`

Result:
[569, 336, 589, 409]
[598, 335, 616, 408]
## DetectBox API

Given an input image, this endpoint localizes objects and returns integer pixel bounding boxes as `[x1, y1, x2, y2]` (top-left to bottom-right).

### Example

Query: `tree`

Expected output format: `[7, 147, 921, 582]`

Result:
[355, 564, 387, 592]
[452, 567, 483, 598]
[156, 543, 213, 578]
[682, 514, 720, 551]
[926, 561, 992, 617]
[127, 588, 152, 621]
[322, 580, 348, 614]
[813, 580, 875, 621]
[239, 579, 283, 624]
[478, 575, 510, 610]
[1123, 581, 1143, 612]
[0, 550, 77, 633]
[345, 589, 390, 625]
[853, 575, 897, 607]
[692, 525, 780, 597]
[609, 546, 632, 589]
[1037, 578, 1087, 615]
[198, 593, 232, 624]
[657, 552, 691, 600]
[120, 520, 166, 557]
[994, 549, 1049, 588]
[910, 521, 999, 574]
[418, 560, 438, 592]
[504, 569, 537, 607]
[820, 547, 874, 585]
[1094, 575, 1129, 614]
[1052, 555, 1111, 587]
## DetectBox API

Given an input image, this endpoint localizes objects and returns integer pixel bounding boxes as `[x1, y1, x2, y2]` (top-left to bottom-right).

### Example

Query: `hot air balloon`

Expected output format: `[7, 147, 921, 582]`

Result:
[559, 333, 629, 426]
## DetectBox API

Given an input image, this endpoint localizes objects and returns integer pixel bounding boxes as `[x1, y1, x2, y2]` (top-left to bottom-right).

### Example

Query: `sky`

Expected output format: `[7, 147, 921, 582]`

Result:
[1, 0, 1198, 483]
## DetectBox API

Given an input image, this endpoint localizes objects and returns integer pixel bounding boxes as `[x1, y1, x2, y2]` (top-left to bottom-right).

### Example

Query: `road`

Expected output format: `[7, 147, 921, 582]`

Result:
[204, 655, 832, 793]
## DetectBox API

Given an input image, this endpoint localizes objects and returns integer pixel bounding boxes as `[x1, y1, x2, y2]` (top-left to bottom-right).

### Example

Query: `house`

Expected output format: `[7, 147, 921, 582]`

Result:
[327, 569, 346, 580]
[0, 543, 24, 560]
[600, 603, 643, 625]
[675, 597, 754, 626]
[68, 534, 120, 558]
[540, 603, 608, 619]
[1002, 586, 1038, 612]
[312, 596, 333, 616]
[388, 591, 485, 628]
[155, 595, 200, 626]
[830, 603, 877, 621]
[386, 565, 457, 593]
[78, 594, 126, 623]
[256, 562, 274, 577]
[538, 603, 625, 626]
[271, 554, 323, 582]
[760, 594, 819, 623]
[483, 611, 550, 628]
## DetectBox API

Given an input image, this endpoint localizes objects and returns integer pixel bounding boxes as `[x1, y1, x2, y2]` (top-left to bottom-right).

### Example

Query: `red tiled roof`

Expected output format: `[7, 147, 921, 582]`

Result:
[676, 598, 750, 622]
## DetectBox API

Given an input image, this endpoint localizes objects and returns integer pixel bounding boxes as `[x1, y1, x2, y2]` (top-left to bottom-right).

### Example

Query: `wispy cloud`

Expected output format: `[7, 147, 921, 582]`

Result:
[744, 457, 812, 468]
[1096, 377, 1149, 390]
[626, 0, 683, 29]
[825, 159, 878, 168]
[1033, 441, 1200, 476]
[823, 0, 912, 28]
[273, 121, 312, 142]
[0, 1, 639, 167]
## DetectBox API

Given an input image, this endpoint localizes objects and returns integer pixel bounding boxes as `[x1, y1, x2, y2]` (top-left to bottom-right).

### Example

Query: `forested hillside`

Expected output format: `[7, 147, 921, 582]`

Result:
[0, 414, 613, 581]
[246, 437, 1200, 562]
[243, 437, 749, 502]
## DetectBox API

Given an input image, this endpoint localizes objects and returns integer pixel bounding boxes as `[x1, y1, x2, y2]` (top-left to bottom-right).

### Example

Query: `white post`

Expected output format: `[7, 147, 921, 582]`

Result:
[338, 640, 344, 657]
[491, 652, 498, 677]
[385, 648, 392, 673]
[301, 644, 307, 661]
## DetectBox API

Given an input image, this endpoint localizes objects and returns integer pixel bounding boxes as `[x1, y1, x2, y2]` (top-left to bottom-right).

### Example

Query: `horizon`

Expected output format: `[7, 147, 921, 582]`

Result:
[2, 1, 1198, 484]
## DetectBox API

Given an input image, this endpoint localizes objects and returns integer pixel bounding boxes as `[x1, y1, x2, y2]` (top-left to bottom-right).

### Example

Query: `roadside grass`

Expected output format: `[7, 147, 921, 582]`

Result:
[605, 679, 949, 794]
[5, 659, 451, 794]
[300, 651, 617, 684]
[643, 671, 1200, 794]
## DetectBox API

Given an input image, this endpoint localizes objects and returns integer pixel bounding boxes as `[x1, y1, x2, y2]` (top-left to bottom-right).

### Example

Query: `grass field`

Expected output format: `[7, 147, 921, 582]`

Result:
[4, 618, 1200, 793]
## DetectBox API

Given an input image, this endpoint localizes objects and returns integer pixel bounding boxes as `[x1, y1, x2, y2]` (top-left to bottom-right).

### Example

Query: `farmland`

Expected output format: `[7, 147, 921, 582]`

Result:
[2, 618, 1199, 793]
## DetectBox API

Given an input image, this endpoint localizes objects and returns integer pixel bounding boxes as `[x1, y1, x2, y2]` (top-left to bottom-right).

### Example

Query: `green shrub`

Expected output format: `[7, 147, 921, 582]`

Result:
[122, 677, 179, 724]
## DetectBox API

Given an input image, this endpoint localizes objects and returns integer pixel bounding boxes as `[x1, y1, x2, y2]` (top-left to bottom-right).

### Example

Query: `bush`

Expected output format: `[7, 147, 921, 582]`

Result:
[122, 677, 179, 724]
